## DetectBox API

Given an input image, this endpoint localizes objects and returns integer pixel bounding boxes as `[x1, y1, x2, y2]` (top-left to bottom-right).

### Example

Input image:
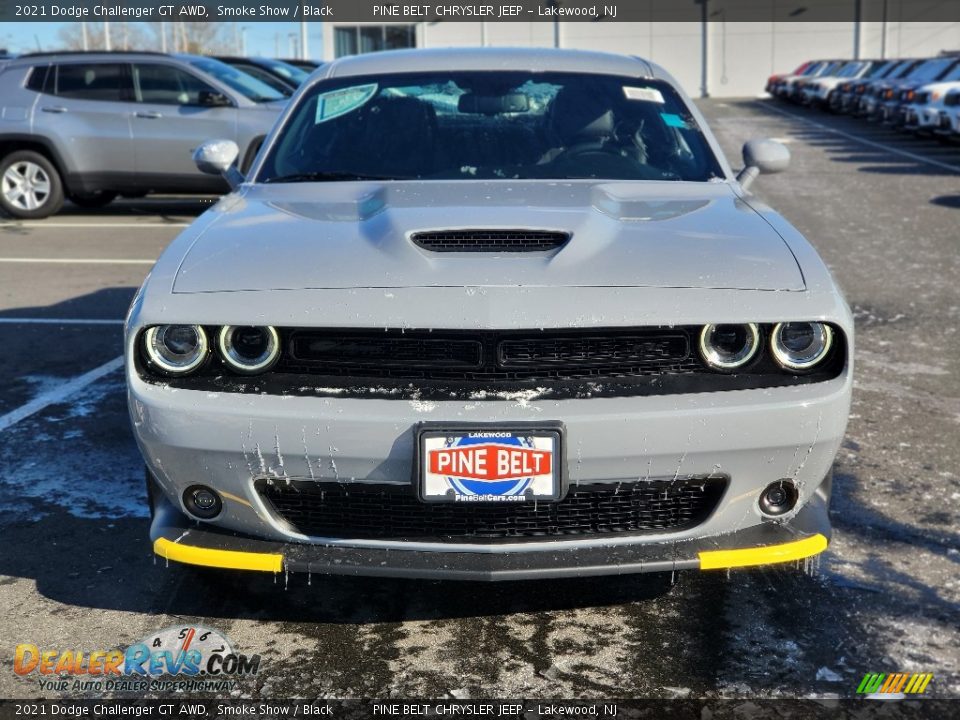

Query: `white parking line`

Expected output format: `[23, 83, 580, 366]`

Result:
[0, 318, 124, 325]
[757, 101, 960, 175]
[0, 222, 189, 228]
[0, 356, 124, 433]
[0, 258, 155, 265]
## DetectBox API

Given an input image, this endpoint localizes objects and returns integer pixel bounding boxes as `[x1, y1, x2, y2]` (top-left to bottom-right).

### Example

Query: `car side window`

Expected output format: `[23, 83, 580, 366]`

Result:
[54, 63, 127, 101]
[133, 63, 216, 106]
[25, 64, 51, 93]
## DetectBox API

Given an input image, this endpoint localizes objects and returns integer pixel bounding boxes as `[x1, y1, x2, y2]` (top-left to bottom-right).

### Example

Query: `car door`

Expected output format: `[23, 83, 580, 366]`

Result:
[129, 61, 238, 190]
[32, 61, 135, 183]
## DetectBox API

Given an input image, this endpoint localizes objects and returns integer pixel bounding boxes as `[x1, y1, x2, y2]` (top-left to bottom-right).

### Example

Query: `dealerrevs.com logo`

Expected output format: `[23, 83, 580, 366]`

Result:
[14, 625, 260, 693]
[856, 672, 934, 695]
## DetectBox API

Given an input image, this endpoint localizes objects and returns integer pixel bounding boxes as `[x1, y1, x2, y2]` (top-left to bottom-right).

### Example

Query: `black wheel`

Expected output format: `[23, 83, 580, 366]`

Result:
[0, 150, 64, 219]
[68, 190, 118, 208]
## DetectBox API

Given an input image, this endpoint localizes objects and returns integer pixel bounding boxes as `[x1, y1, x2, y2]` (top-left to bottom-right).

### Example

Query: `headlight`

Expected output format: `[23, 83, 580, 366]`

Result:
[218, 326, 280, 374]
[771, 322, 834, 370]
[143, 325, 208, 375]
[699, 323, 760, 370]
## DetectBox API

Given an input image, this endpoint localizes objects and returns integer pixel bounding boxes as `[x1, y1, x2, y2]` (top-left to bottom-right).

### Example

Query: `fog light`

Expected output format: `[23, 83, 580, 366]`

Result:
[183, 485, 222, 520]
[759, 480, 798, 516]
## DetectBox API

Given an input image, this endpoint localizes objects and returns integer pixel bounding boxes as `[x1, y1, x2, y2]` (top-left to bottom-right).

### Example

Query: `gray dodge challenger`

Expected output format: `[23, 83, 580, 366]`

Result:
[126, 48, 853, 580]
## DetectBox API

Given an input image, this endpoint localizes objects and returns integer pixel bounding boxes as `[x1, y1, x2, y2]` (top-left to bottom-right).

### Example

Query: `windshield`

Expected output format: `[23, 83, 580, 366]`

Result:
[258, 71, 725, 183]
[941, 63, 960, 82]
[185, 56, 285, 102]
[257, 58, 310, 84]
[867, 61, 894, 78]
[837, 62, 866, 78]
[908, 58, 957, 82]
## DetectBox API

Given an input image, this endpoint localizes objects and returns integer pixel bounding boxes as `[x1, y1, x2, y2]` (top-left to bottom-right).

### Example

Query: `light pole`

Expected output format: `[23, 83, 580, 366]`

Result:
[103, 21, 111, 51]
[545, 0, 560, 48]
[300, 21, 309, 59]
[288, 33, 298, 58]
[81, 22, 88, 51]
[241, 27, 248, 56]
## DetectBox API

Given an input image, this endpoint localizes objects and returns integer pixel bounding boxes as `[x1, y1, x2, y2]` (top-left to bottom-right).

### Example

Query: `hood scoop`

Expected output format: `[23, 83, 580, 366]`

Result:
[410, 229, 570, 253]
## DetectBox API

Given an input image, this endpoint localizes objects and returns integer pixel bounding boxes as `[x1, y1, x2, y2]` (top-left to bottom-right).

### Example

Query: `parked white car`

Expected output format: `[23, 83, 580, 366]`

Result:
[902, 62, 960, 132]
[934, 89, 960, 139]
[800, 60, 876, 107]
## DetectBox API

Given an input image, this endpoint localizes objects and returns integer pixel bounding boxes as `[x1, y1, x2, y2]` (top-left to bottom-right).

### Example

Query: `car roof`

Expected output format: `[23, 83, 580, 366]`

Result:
[323, 47, 655, 81]
[7, 50, 179, 67]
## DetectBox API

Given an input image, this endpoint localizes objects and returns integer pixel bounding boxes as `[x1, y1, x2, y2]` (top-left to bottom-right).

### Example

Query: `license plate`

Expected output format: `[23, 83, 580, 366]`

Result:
[417, 424, 563, 503]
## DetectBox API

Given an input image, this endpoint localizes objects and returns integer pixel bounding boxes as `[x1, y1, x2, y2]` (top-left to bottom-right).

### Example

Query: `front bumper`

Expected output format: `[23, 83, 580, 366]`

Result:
[903, 106, 939, 131]
[151, 482, 832, 580]
[934, 110, 959, 135]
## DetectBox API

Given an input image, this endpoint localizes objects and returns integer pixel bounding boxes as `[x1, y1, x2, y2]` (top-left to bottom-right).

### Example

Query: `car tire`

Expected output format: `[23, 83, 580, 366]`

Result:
[0, 150, 64, 219]
[68, 190, 118, 209]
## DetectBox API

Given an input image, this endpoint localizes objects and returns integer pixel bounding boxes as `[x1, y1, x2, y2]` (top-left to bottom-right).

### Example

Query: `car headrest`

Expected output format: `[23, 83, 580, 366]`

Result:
[548, 87, 615, 142]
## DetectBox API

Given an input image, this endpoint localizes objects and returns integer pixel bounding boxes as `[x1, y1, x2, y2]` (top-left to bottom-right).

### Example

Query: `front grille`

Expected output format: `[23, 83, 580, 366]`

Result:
[143, 324, 847, 400]
[290, 334, 482, 369]
[410, 229, 570, 253]
[945, 93, 960, 107]
[258, 476, 727, 542]
[499, 334, 688, 368]
[279, 328, 698, 381]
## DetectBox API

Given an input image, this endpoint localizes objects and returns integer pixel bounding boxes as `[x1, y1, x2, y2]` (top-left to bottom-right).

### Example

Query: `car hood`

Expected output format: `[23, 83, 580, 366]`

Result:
[172, 181, 805, 293]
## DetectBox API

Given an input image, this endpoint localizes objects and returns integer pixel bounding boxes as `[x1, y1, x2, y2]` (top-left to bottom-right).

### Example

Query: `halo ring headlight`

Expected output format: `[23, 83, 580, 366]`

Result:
[771, 322, 834, 370]
[143, 325, 208, 375]
[699, 323, 760, 370]
[218, 325, 280, 374]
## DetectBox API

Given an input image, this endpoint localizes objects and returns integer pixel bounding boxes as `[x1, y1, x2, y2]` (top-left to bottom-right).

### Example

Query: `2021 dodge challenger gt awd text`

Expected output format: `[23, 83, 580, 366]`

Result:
[126, 48, 853, 580]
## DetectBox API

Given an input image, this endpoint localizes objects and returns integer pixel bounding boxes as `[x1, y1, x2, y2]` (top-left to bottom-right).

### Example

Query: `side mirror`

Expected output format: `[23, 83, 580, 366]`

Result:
[193, 139, 243, 189]
[198, 90, 232, 107]
[736, 139, 790, 191]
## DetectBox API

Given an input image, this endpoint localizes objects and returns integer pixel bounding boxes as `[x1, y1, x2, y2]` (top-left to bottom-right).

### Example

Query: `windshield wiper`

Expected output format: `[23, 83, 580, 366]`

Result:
[263, 171, 401, 183]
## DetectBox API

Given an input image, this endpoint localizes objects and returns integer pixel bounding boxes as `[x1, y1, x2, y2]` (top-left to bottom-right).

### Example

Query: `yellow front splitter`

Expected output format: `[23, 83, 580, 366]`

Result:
[153, 533, 828, 575]
[153, 537, 282, 573]
[698, 533, 828, 570]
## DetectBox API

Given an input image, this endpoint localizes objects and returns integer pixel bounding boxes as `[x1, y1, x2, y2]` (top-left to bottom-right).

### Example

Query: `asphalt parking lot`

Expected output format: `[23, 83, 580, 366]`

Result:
[0, 99, 958, 700]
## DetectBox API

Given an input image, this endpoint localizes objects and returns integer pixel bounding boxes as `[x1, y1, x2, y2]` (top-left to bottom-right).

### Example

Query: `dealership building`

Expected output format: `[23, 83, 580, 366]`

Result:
[321, 6, 960, 98]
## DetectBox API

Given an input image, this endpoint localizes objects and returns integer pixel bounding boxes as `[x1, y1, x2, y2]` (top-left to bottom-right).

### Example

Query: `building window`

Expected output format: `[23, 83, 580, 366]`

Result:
[334, 25, 416, 58]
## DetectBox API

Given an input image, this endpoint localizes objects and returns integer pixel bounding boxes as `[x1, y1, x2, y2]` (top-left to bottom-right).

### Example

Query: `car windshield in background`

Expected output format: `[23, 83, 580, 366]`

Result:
[868, 61, 897, 78]
[258, 58, 310, 84]
[259, 72, 724, 183]
[908, 58, 958, 82]
[940, 63, 960, 83]
[837, 62, 866, 77]
[184, 56, 285, 102]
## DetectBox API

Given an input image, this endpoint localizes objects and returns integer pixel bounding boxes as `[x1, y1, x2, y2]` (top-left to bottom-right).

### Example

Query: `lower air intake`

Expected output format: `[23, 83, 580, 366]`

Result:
[258, 476, 727, 543]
